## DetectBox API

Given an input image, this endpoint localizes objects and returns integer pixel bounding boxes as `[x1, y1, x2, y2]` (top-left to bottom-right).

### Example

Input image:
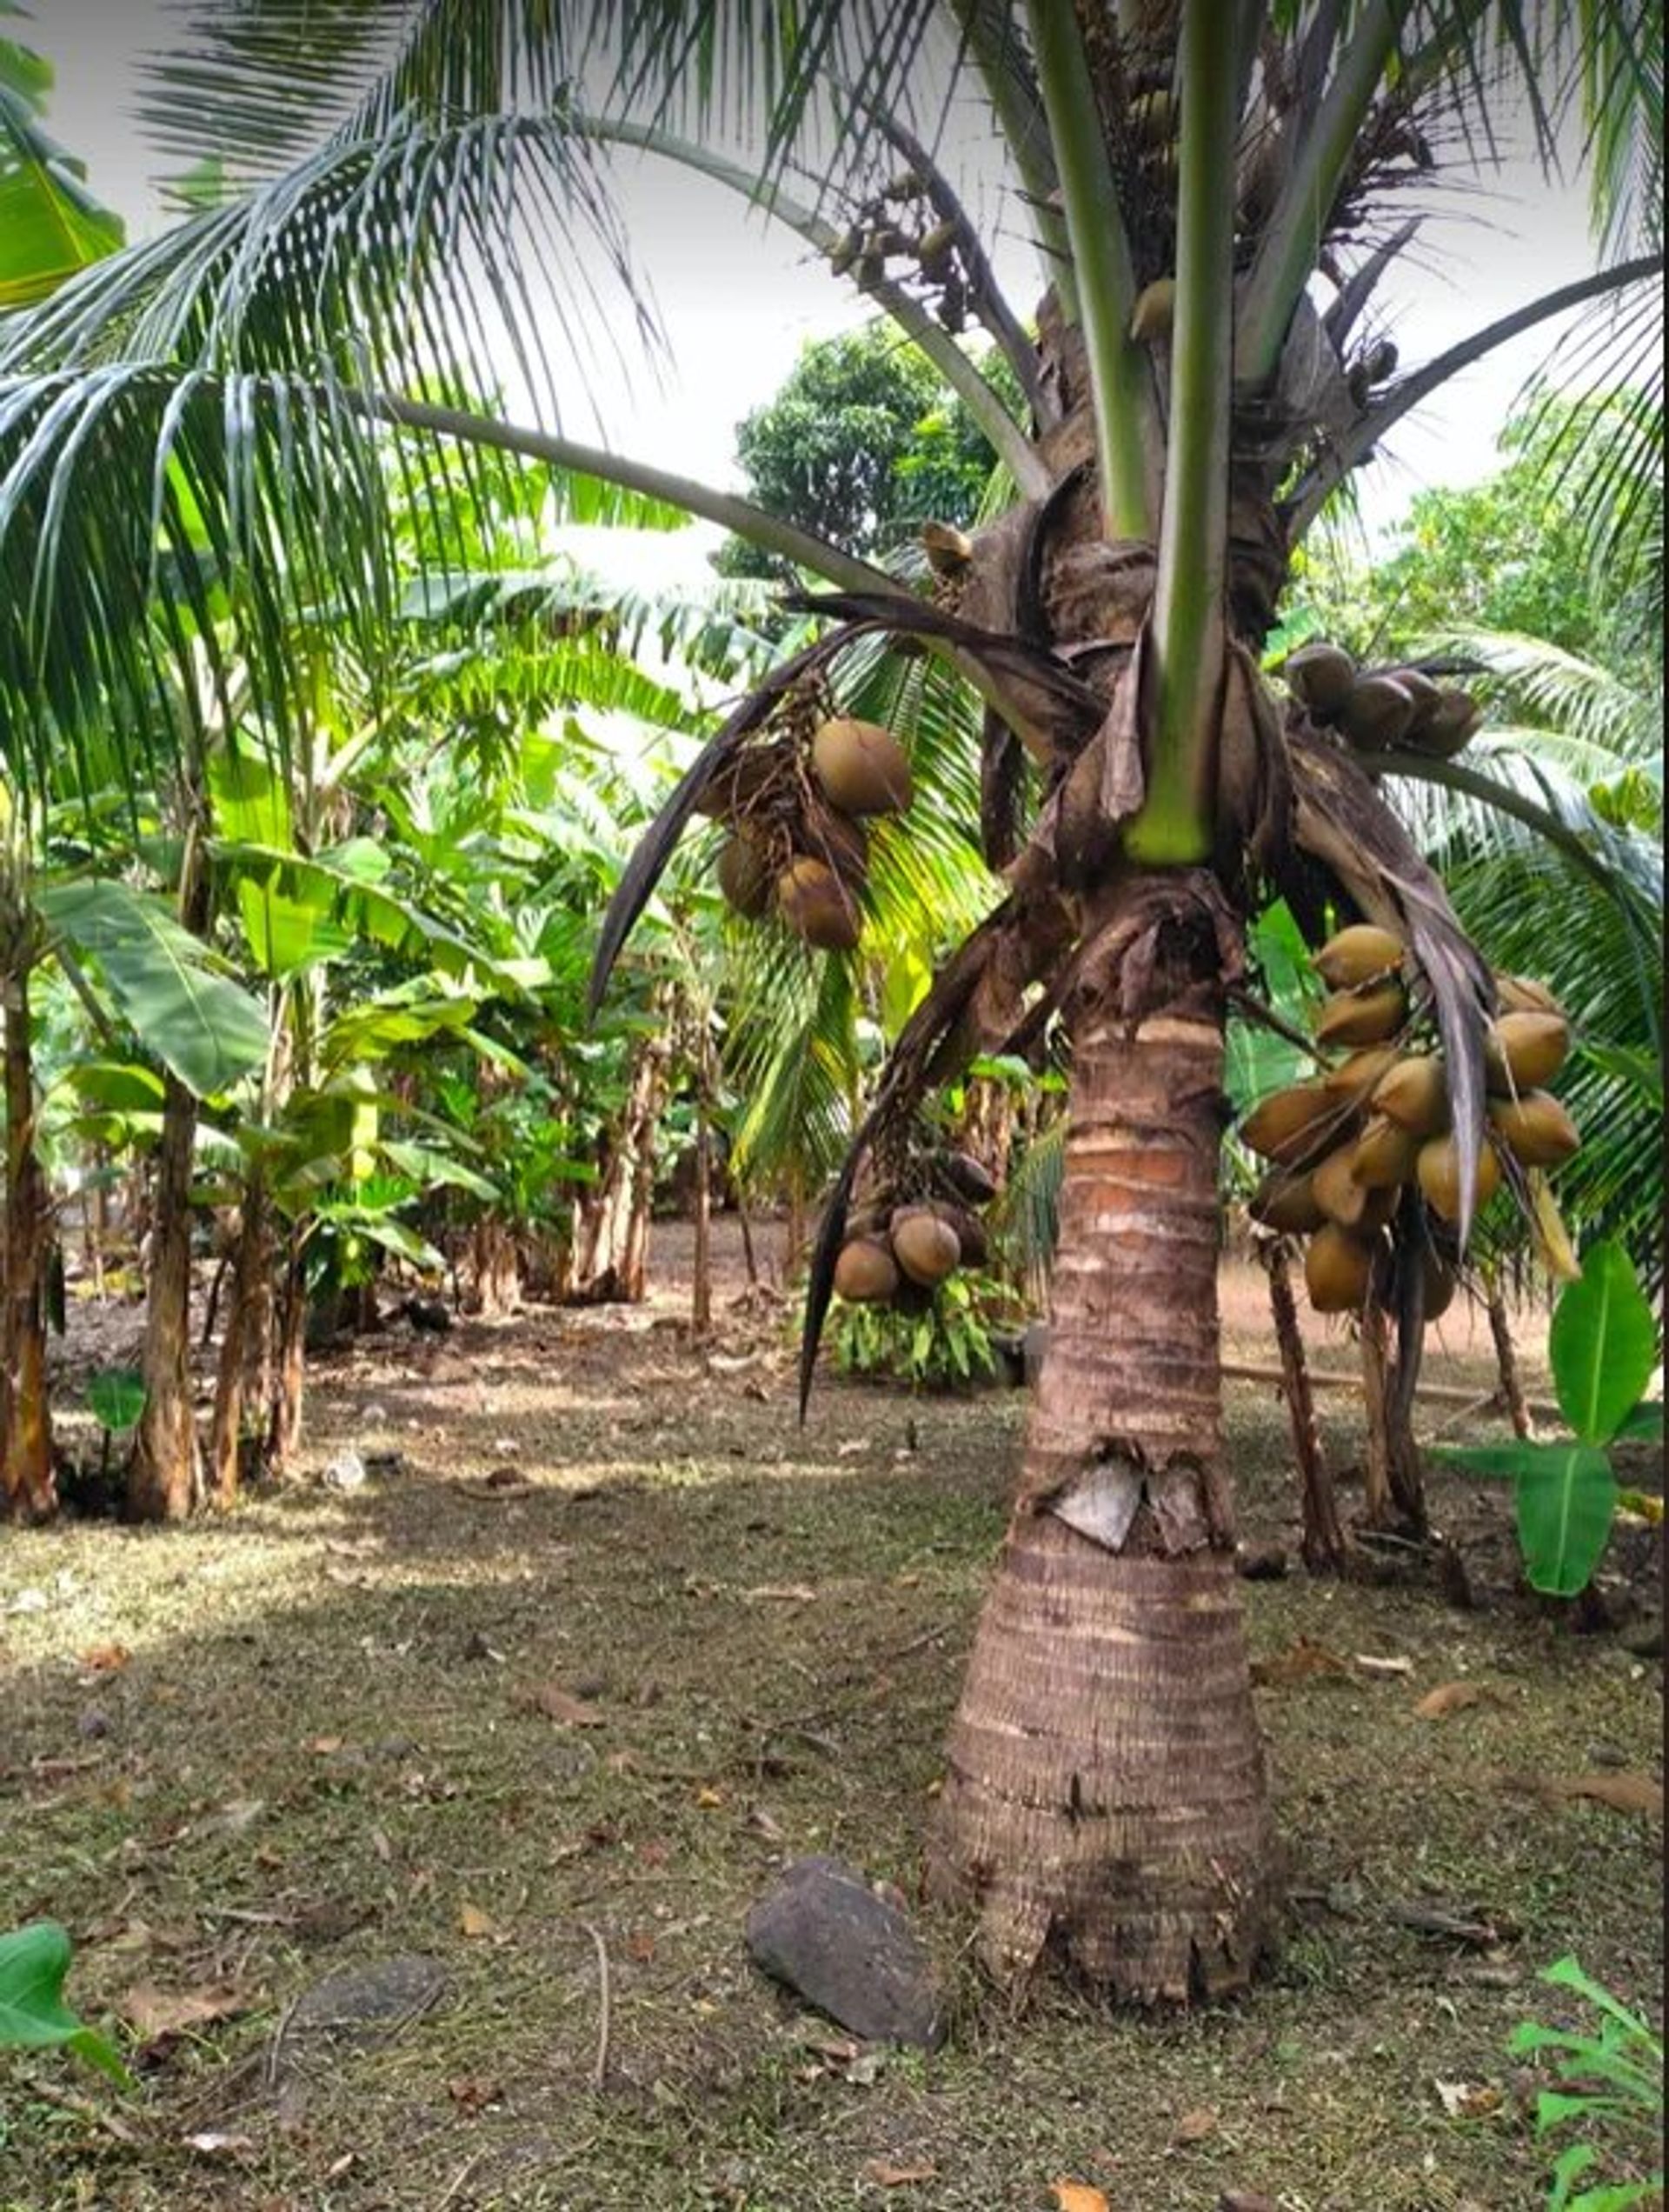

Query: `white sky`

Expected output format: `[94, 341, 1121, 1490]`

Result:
[20, 1, 1611, 590]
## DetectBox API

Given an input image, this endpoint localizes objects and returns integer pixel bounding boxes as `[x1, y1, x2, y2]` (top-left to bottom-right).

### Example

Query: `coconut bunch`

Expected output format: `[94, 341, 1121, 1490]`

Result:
[831, 1149, 999, 1313]
[1283, 642, 1483, 761]
[1242, 923, 1579, 1316]
[701, 705, 914, 956]
[826, 170, 970, 333]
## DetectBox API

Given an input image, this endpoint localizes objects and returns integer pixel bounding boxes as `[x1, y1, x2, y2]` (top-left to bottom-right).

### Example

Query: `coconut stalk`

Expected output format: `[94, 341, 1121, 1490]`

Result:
[1023, 0, 1157, 536]
[1483, 1269, 1534, 1440]
[1260, 1238, 1347, 1574]
[1127, 0, 1240, 864]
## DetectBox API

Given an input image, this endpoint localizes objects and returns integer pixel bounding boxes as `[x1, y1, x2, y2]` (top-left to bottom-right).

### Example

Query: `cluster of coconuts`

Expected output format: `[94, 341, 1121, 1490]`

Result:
[1284, 642, 1483, 760]
[1243, 923, 1579, 1317]
[708, 716, 914, 956]
[832, 1149, 999, 1312]
[827, 172, 970, 333]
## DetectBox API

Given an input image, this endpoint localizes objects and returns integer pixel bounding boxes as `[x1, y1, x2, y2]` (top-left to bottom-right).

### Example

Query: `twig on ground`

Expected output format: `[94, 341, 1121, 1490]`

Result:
[16, 2069, 143, 2146]
[581, 1921, 612, 2091]
[435, 2149, 488, 2210]
[263, 1995, 299, 2091]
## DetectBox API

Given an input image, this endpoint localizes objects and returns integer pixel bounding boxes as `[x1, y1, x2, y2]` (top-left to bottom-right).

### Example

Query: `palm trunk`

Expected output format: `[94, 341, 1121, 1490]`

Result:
[929, 888, 1277, 2001]
[1, 961, 56, 1522]
[126, 1069, 202, 1522]
[1262, 1239, 1346, 1573]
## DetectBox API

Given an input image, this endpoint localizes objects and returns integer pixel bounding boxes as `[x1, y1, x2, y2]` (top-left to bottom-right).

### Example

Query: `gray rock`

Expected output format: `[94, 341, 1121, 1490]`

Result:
[289, 1954, 449, 2035]
[1619, 1615, 1664, 1660]
[322, 1449, 366, 1491]
[745, 1856, 943, 2049]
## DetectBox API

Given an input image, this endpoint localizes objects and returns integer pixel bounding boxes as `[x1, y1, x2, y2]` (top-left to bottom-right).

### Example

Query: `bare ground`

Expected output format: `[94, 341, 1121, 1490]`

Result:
[1, 1223, 1661, 2212]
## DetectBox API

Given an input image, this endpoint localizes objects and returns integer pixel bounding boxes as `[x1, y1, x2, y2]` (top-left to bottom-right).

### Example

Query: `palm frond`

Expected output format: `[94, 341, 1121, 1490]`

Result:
[1421, 628, 1662, 770]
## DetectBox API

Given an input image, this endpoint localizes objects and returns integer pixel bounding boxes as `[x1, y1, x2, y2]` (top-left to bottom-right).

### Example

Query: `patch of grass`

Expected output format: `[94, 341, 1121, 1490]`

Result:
[1, 1292, 1659, 2211]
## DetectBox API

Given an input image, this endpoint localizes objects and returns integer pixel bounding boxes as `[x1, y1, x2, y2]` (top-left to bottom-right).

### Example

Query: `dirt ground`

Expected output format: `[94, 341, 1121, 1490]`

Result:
[1, 1220, 1661, 2212]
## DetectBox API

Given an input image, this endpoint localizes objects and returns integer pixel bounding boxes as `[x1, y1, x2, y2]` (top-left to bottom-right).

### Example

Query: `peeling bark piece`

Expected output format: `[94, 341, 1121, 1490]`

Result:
[1049, 1461, 1142, 1551]
[744, 1857, 944, 2049]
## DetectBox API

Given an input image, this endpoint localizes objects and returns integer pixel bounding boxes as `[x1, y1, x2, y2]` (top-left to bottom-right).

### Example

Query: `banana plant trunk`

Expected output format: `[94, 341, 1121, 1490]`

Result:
[207, 1176, 269, 1503]
[1, 960, 56, 1522]
[569, 1030, 668, 1303]
[929, 883, 1278, 1999]
[267, 1229, 307, 1470]
[127, 1069, 203, 1522]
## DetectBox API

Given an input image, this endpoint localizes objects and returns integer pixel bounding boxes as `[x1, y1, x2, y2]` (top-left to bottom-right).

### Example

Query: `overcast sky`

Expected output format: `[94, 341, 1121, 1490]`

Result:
[20, 1, 1610, 585]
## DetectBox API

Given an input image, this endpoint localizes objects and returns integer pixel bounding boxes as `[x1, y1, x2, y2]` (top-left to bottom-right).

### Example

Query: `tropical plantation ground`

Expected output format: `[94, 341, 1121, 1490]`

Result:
[2, 1223, 1659, 2212]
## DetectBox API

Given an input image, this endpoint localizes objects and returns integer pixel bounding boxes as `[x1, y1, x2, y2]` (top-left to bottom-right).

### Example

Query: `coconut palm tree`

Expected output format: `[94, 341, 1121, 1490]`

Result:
[0, 2, 1661, 2002]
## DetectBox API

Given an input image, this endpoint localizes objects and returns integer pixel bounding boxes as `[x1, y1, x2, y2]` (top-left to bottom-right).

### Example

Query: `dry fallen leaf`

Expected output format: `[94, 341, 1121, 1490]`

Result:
[457, 1902, 496, 1938]
[447, 2074, 502, 2112]
[1354, 1652, 1414, 1677]
[304, 1735, 344, 1756]
[1434, 2078, 1502, 2118]
[1251, 1637, 1353, 1688]
[182, 2130, 256, 2159]
[1174, 2106, 1217, 2143]
[1552, 1771, 1664, 1820]
[122, 1982, 248, 2040]
[1051, 2185, 1112, 2212]
[741, 1583, 820, 1602]
[861, 2160, 937, 2188]
[695, 1785, 726, 1809]
[1414, 1681, 1491, 1720]
[525, 1683, 606, 1728]
[78, 1643, 131, 1672]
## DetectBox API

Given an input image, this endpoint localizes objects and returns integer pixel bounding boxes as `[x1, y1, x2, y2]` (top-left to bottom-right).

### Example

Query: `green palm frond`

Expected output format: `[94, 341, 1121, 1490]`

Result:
[0, 19, 124, 310]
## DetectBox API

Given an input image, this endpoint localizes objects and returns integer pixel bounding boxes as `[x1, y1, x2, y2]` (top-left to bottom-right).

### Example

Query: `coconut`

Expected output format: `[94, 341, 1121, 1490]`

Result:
[716, 835, 774, 918]
[833, 1238, 900, 1303]
[810, 717, 913, 816]
[1421, 1249, 1459, 1322]
[1488, 1090, 1580, 1168]
[1321, 1046, 1401, 1100]
[1371, 1054, 1451, 1136]
[890, 1206, 961, 1286]
[1340, 674, 1416, 751]
[801, 806, 869, 890]
[917, 217, 959, 270]
[1240, 1083, 1347, 1167]
[1416, 1133, 1503, 1223]
[777, 857, 861, 952]
[694, 745, 778, 820]
[1415, 690, 1483, 759]
[1313, 923, 1406, 989]
[932, 1201, 989, 1269]
[1284, 642, 1358, 718]
[1313, 981, 1408, 1048]
[1485, 1011, 1571, 1095]
[921, 520, 974, 576]
[1313, 1145, 1396, 1232]
[1384, 666, 1442, 733]
[1306, 1223, 1375, 1315]
[1353, 1113, 1421, 1189]
[938, 1150, 999, 1207]
[1129, 277, 1176, 343]
[1249, 1169, 1327, 1236]
[1494, 973, 1566, 1020]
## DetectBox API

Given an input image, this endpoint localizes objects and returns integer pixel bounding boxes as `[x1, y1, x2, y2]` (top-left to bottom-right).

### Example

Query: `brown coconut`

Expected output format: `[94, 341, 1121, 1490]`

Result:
[932, 1201, 989, 1270]
[777, 857, 861, 952]
[1385, 667, 1443, 734]
[810, 717, 913, 816]
[890, 1206, 961, 1286]
[1371, 1054, 1451, 1136]
[1285, 642, 1358, 718]
[833, 1238, 901, 1304]
[1494, 973, 1566, 1020]
[937, 1149, 999, 1207]
[1306, 1223, 1375, 1315]
[1313, 1146, 1398, 1233]
[716, 835, 774, 918]
[1488, 1090, 1580, 1168]
[1415, 690, 1483, 759]
[801, 806, 869, 890]
[1240, 1083, 1347, 1168]
[1340, 675, 1416, 751]
[1322, 1046, 1401, 1101]
[1485, 1011, 1571, 1095]
[1249, 1169, 1327, 1236]
[1416, 1133, 1503, 1223]
[1353, 1113, 1421, 1189]
[1313, 980, 1408, 1048]
[1421, 1249, 1459, 1322]
[1313, 923, 1406, 989]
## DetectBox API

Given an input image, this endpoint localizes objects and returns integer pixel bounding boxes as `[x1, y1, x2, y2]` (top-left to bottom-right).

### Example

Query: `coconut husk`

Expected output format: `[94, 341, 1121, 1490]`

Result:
[1486, 1011, 1571, 1094]
[1284, 641, 1357, 717]
[1313, 923, 1406, 989]
[1487, 1090, 1579, 1168]
[1340, 674, 1416, 751]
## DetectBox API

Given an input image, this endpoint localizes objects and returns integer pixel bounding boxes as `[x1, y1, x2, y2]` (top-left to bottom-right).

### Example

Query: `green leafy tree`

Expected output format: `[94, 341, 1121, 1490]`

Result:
[0, 0, 1662, 2006]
